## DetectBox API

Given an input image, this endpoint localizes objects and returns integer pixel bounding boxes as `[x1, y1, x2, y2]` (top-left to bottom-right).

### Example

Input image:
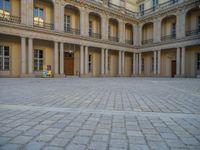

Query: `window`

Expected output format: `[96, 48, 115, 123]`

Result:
[151, 57, 154, 72]
[197, 53, 200, 70]
[88, 54, 92, 72]
[197, 16, 200, 32]
[108, 25, 111, 37]
[0, 45, 9, 70]
[142, 58, 144, 72]
[64, 15, 71, 31]
[89, 20, 93, 35]
[34, 7, 44, 26]
[152, 0, 158, 10]
[34, 49, 43, 71]
[171, 0, 178, 4]
[108, 56, 110, 71]
[0, 0, 10, 16]
[171, 23, 176, 37]
[139, 4, 144, 16]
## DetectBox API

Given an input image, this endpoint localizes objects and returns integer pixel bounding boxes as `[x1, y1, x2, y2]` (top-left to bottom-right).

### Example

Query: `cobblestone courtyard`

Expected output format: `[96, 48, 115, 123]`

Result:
[0, 78, 200, 150]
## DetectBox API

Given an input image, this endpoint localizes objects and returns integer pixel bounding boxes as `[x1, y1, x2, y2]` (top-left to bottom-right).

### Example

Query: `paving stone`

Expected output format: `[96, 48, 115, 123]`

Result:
[71, 136, 90, 145]
[65, 144, 86, 150]
[25, 141, 46, 150]
[10, 135, 32, 144]
[49, 138, 70, 147]
[0, 143, 22, 150]
[88, 141, 107, 150]
[34, 134, 54, 142]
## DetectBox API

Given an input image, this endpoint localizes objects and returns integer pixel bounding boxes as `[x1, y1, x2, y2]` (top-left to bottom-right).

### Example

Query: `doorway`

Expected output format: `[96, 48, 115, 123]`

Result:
[171, 60, 176, 77]
[64, 52, 74, 75]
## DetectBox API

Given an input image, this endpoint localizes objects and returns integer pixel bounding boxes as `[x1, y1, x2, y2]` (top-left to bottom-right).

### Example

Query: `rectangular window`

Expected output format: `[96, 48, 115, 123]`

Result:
[142, 58, 144, 72]
[151, 57, 154, 72]
[197, 16, 200, 31]
[88, 54, 92, 72]
[171, 23, 176, 37]
[34, 49, 43, 71]
[139, 4, 144, 16]
[152, 0, 158, 11]
[108, 56, 110, 71]
[197, 53, 200, 70]
[171, 0, 178, 4]
[89, 21, 93, 35]
[64, 15, 71, 31]
[34, 7, 44, 26]
[0, 0, 10, 15]
[0, 45, 9, 70]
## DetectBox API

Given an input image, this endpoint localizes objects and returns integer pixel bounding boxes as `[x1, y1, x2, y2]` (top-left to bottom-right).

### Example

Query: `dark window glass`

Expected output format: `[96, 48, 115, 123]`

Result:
[34, 7, 38, 17]
[39, 8, 44, 17]
[0, 57, 3, 70]
[4, 57, 9, 69]
[4, 46, 9, 56]
[197, 53, 200, 70]
[0, 46, 3, 56]
[5, 0, 10, 12]
[39, 50, 43, 58]
[0, 0, 3, 9]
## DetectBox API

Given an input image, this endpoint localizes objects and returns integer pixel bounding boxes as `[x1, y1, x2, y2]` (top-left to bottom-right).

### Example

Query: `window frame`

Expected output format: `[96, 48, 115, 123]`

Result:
[197, 53, 200, 70]
[88, 53, 92, 73]
[34, 49, 44, 71]
[0, 45, 10, 71]
[33, 7, 44, 25]
[142, 58, 144, 72]
[139, 3, 144, 16]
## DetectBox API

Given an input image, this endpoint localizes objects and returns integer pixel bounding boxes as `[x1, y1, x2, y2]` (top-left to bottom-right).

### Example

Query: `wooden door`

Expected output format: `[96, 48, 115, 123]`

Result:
[64, 52, 74, 75]
[171, 60, 176, 77]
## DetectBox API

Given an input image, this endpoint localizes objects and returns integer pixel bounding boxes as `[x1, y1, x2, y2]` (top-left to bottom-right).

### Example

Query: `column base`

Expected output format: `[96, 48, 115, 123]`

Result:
[54, 74, 66, 78]
[20, 74, 35, 78]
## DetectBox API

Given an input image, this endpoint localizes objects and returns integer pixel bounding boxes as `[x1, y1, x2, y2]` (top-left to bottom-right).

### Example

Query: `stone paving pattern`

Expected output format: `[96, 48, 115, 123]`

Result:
[0, 78, 200, 150]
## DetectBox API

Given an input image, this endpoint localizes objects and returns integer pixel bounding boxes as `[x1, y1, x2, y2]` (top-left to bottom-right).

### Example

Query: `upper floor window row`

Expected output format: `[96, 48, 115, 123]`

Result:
[0, 0, 10, 15]
[139, 3, 144, 15]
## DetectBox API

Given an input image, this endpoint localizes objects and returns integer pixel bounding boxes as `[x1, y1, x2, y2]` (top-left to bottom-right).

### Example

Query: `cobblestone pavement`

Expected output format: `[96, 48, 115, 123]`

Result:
[0, 77, 200, 150]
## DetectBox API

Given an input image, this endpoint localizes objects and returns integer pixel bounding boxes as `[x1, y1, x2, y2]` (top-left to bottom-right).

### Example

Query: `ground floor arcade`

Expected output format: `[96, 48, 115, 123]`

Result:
[0, 34, 200, 78]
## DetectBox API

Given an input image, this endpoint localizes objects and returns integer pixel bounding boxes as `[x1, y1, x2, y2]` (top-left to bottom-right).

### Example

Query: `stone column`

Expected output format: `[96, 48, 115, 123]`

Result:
[157, 50, 161, 75]
[122, 51, 125, 75]
[21, 37, 26, 75]
[80, 8, 89, 36]
[60, 3, 65, 31]
[105, 49, 108, 75]
[177, 10, 186, 39]
[133, 24, 138, 46]
[54, 1, 61, 31]
[139, 53, 142, 75]
[27, 0, 33, 26]
[101, 48, 105, 75]
[54, 42, 59, 75]
[133, 53, 136, 75]
[102, 14, 108, 40]
[84, 46, 88, 74]
[153, 51, 157, 75]
[119, 20, 125, 43]
[181, 47, 185, 76]
[176, 47, 181, 76]
[138, 24, 142, 46]
[28, 38, 33, 75]
[118, 51, 122, 75]
[21, 0, 27, 24]
[60, 43, 64, 75]
[153, 19, 161, 43]
[80, 45, 84, 75]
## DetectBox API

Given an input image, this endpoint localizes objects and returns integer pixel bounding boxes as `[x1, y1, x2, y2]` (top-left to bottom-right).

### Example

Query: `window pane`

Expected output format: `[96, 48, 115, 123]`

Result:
[34, 59, 38, 70]
[39, 60, 43, 70]
[4, 46, 9, 56]
[0, 57, 3, 70]
[0, 0, 3, 9]
[5, 0, 10, 12]
[0, 46, 3, 56]
[39, 50, 43, 58]
[34, 50, 38, 58]
[39, 8, 44, 18]
[34, 7, 38, 17]
[4, 57, 9, 70]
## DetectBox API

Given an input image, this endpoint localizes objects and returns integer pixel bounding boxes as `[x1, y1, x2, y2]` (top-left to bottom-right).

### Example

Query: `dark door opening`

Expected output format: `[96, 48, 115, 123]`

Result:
[171, 60, 176, 77]
[64, 52, 74, 75]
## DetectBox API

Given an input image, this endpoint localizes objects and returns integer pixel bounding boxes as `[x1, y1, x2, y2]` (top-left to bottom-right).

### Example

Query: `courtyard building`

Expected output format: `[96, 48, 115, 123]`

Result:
[0, 0, 199, 78]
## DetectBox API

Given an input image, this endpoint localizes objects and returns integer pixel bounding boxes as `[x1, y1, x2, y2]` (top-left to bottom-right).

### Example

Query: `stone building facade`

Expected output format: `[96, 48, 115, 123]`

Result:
[0, 0, 199, 77]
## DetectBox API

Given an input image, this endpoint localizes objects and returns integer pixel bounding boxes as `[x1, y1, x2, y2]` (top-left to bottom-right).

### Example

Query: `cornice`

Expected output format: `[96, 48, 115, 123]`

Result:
[64, 0, 138, 24]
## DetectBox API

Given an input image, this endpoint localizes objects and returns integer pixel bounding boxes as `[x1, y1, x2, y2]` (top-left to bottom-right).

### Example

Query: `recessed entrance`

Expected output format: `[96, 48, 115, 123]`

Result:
[64, 52, 74, 75]
[171, 60, 176, 77]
